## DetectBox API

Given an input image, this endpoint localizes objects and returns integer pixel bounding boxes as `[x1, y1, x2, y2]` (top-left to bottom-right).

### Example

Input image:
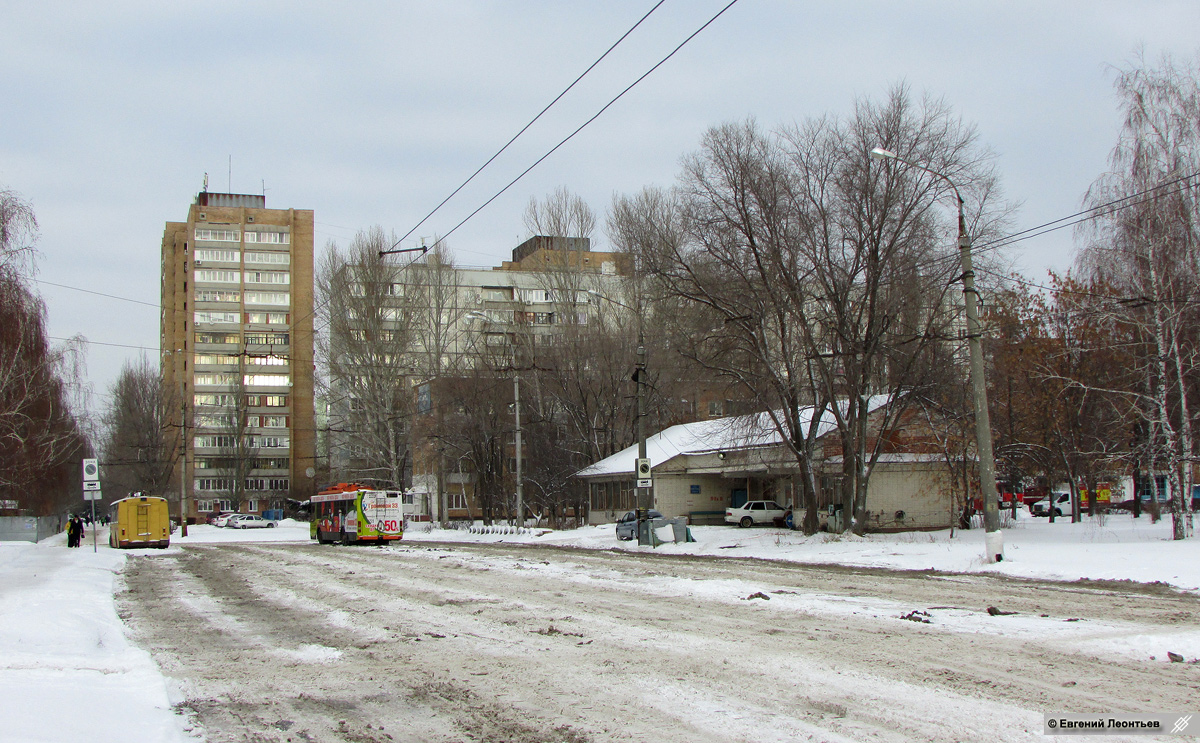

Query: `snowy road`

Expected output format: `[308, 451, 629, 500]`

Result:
[118, 541, 1200, 742]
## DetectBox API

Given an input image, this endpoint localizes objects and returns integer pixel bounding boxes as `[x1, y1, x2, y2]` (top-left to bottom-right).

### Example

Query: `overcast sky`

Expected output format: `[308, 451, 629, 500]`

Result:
[3, 1, 1199, 407]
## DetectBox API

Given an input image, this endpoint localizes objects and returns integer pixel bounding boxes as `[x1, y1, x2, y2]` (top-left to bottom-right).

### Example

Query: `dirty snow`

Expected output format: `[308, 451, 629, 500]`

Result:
[1, 510, 1196, 742]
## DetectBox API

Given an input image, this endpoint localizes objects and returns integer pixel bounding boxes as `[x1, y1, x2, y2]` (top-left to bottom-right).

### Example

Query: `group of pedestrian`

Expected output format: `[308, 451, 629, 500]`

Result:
[66, 515, 86, 548]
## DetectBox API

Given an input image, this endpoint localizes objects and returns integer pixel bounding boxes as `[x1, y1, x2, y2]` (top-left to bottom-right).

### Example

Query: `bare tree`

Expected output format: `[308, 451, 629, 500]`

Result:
[317, 227, 418, 489]
[524, 186, 596, 240]
[613, 87, 1012, 534]
[1077, 51, 1200, 539]
[100, 356, 177, 499]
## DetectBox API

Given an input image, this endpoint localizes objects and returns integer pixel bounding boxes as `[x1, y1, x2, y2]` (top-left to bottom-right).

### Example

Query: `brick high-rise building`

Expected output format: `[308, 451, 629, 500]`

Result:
[161, 191, 315, 522]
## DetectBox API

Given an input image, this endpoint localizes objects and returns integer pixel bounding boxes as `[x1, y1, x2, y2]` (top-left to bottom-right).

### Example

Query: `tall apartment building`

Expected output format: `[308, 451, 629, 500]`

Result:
[161, 192, 315, 522]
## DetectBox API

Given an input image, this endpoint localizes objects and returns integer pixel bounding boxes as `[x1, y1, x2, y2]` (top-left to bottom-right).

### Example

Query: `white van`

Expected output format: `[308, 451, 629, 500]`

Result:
[1031, 491, 1073, 518]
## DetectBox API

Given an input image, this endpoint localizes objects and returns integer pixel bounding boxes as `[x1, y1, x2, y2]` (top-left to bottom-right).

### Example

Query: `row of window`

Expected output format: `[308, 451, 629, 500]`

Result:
[194, 457, 289, 470]
[194, 311, 290, 325]
[195, 269, 290, 285]
[193, 434, 290, 448]
[194, 249, 290, 265]
[194, 478, 290, 492]
[194, 353, 288, 366]
[194, 332, 290, 346]
[195, 289, 242, 303]
[195, 229, 290, 244]
[193, 374, 292, 389]
[191, 410, 290, 429]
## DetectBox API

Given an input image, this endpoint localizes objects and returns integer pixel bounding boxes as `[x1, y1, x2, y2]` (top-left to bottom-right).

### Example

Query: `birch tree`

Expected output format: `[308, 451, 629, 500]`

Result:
[1077, 52, 1200, 539]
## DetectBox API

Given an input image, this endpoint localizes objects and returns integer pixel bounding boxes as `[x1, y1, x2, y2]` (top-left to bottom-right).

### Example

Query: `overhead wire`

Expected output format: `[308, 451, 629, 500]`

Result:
[391, 0, 668, 251]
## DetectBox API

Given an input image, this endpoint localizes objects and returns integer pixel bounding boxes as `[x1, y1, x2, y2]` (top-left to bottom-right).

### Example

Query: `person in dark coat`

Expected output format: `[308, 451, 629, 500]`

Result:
[66, 517, 78, 548]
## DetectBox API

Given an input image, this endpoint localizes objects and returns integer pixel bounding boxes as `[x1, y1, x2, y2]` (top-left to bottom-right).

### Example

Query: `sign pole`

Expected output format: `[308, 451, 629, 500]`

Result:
[90, 496, 97, 553]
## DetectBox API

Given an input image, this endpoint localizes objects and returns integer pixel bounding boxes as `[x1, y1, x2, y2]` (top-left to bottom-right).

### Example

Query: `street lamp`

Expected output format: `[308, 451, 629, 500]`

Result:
[869, 146, 1003, 563]
[586, 290, 651, 515]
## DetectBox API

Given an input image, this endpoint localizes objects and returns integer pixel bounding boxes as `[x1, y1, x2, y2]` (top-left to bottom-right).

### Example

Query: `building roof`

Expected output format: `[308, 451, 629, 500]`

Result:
[576, 395, 891, 478]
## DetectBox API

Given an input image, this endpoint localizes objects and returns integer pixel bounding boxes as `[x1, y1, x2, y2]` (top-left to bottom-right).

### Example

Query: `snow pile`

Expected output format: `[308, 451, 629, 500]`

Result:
[0, 530, 199, 743]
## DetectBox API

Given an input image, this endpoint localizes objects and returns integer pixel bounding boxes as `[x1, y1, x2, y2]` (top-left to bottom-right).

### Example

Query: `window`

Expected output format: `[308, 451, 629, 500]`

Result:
[197, 499, 213, 512]
[244, 479, 266, 492]
[245, 312, 289, 325]
[247, 354, 287, 366]
[194, 310, 240, 325]
[246, 435, 288, 449]
[194, 332, 239, 345]
[247, 499, 259, 512]
[448, 490, 467, 509]
[195, 288, 241, 303]
[244, 374, 290, 387]
[194, 478, 234, 492]
[246, 394, 288, 407]
[243, 231, 289, 244]
[243, 332, 290, 345]
[193, 372, 238, 386]
[708, 400, 724, 418]
[402, 492, 414, 505]
[194, 393, 238, 407]
[195, 269, 241, 283]
[244, 270, 289, 285]
[194, 435, 237, 449]
[194, 353, 239, 366]
[260, 415, 288, 428]
[252, 457, 289, 469]
[194, 248, 239, 263]
[269, 478, 289, 490]
[244, 291, 290, 306]
[243, 250, 290, 265]
[533, 312, 554, 325]
[195, 228, 240, 242]
[194, 412, 238, 428]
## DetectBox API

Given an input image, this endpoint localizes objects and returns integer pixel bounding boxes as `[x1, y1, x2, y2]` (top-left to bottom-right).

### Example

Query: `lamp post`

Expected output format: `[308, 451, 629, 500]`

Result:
[869, 146, 1002, 562]
[587, 290, 650, 514]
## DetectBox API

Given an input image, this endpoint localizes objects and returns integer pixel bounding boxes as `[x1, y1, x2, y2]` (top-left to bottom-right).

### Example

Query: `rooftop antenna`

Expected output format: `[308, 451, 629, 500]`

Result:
[203, 173, 209, 193]
[227, 155, 232, 192]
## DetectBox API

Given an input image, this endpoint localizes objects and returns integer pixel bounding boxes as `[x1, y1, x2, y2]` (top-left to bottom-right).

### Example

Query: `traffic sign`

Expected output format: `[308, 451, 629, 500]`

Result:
[637, 479, 653, 489]
[82, 458, 99, 482]
[83, 481, 101, 491]
[83, 490, 102, 501]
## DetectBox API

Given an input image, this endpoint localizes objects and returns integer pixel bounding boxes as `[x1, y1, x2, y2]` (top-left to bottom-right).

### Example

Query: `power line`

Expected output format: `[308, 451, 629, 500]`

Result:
[419, 0, 743, 255]
[392, 0, 668, 251]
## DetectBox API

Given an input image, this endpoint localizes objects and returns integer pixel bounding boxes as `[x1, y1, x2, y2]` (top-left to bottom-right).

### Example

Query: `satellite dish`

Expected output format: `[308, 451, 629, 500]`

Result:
[305, 467, 315, 478]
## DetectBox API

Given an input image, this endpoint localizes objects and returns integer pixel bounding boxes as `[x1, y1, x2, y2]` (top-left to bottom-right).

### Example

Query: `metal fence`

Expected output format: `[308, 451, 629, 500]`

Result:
[0, 516, 61, 543]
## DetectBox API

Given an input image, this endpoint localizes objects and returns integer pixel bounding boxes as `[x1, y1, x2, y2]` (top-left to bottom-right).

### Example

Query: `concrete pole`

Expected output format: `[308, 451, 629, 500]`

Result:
[869, 147, 1002, 562]
[957, 205, 1001, 561]
[178, 350, 189, 538]
[514, 373, 523, 528]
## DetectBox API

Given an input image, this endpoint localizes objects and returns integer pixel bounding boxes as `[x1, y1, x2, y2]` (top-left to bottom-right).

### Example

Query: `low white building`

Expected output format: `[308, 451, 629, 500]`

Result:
[577, 400, 960, 532]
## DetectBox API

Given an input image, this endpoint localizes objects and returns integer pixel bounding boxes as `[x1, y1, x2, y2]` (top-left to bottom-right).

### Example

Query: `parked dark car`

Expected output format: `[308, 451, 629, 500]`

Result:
[615, 510, 664, 541]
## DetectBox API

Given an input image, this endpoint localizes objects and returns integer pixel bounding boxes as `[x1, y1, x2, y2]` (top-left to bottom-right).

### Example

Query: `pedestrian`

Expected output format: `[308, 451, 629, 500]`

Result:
[66, 516, 78, 548]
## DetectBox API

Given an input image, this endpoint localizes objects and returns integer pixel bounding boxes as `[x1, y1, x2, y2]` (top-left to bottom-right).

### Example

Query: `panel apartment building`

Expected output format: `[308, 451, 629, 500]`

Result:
[161, 192, 315, 522]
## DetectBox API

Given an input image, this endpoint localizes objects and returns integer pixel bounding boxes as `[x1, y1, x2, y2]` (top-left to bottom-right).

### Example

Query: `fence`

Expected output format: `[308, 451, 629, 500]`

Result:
[0, 516, 61, 543]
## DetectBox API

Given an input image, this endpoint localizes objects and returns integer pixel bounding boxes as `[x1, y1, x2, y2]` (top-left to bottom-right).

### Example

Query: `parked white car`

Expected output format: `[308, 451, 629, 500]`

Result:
[1031, 491, 1074, 518]
[725, 500, 788, 528]
[229, 514, 277, 529]
[212, 512, 240, 528]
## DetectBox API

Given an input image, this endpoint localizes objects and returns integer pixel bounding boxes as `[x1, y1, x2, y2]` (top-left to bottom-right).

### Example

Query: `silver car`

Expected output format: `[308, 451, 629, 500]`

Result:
[229, 514, 277, 529]
[615, 510, 663, 540]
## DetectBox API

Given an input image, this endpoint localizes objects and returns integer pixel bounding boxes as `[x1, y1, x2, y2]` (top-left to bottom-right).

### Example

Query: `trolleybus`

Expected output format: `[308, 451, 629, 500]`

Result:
[311, 483, 403, 545]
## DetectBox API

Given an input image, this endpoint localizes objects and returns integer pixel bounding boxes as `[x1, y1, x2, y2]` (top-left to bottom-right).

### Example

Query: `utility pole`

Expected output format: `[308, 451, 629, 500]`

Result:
[870, 147, 1002, 562]
[177, 349, 188, 538]
[514, 373, 523, 528]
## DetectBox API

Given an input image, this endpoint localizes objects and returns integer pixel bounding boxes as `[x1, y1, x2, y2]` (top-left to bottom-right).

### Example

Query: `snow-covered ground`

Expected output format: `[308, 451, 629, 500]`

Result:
[2, 511, 1195, 742]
